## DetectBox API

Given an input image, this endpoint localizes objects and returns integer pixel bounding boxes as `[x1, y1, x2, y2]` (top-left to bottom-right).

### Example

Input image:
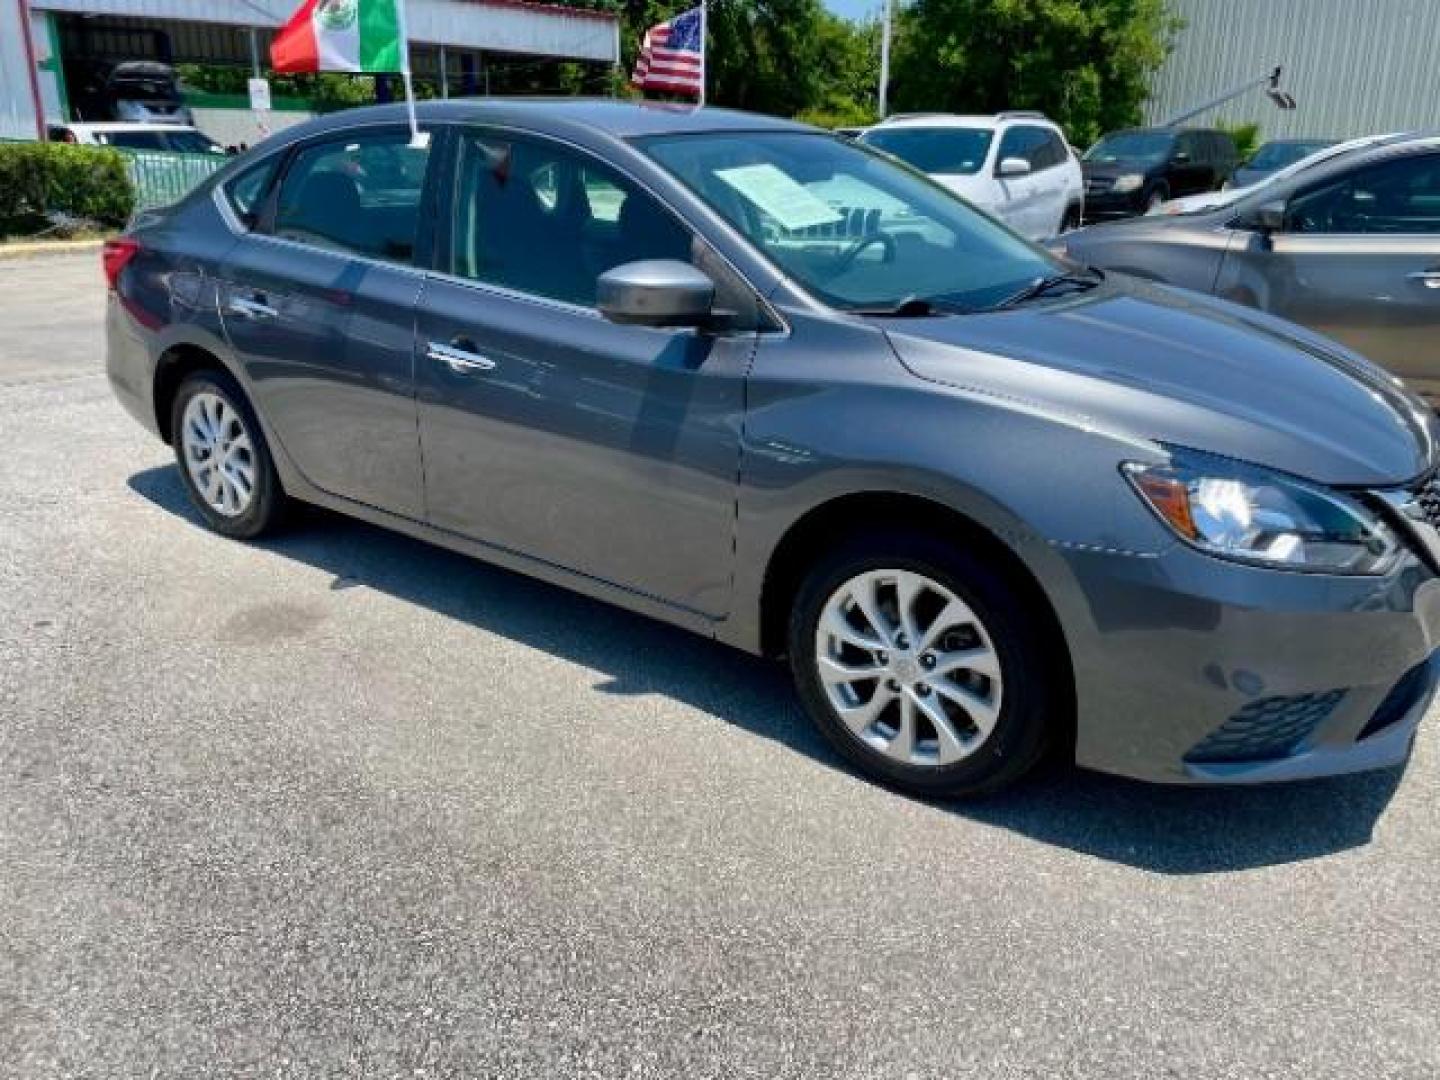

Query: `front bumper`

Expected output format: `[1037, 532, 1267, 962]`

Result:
[1061, 539, 1440, 784]
[1081, 188, 1148, 221]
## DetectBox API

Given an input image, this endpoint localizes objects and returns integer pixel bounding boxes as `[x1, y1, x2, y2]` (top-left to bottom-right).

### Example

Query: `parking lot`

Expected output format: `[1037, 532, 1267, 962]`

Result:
[2, 251, 1439, 1077]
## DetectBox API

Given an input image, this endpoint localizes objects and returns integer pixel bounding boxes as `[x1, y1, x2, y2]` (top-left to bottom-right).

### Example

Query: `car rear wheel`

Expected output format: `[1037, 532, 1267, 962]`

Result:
[788, 531, 1058, 799]
[171, 370, 286, 539]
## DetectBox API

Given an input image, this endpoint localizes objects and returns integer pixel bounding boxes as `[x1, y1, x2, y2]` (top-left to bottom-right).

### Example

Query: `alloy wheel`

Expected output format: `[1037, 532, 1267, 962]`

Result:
[814, 568, 1004, 768]
[180, 391, 256, 518]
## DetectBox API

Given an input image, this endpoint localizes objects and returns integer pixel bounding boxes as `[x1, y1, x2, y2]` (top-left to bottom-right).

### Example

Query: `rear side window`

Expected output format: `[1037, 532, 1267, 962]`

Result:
[224, 157, 280, 227]
[273, 130, 432, 264]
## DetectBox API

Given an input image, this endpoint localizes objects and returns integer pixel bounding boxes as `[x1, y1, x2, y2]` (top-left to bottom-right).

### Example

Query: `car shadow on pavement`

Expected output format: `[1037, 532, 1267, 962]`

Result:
[129, 465, 1408, 876]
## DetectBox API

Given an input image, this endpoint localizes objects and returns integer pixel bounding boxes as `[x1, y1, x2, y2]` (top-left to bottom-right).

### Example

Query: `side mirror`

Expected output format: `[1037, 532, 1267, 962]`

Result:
[997, 157, 1032, 178]
[1251, 199, 1286, 234]
[597, 260, 715, 329]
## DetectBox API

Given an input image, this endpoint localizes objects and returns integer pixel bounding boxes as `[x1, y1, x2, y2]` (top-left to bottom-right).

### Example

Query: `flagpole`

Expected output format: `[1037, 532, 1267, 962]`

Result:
[878, 0, 892, 120]
[397, 0, 428, 148]
[698, 0, 707, 109]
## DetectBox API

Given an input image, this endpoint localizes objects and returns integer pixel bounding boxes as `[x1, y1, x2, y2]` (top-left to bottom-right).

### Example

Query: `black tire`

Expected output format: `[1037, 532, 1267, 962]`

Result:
[788, 530, 1061, 799]
[170, 369, 287, 540]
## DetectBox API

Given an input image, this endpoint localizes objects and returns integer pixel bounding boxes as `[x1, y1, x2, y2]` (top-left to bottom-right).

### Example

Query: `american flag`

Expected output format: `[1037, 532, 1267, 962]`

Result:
[631, 6, 705, 98]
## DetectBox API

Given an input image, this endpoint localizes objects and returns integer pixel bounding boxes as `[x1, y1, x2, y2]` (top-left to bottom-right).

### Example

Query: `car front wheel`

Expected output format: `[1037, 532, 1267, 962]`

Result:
[788, 531, 1059, 799]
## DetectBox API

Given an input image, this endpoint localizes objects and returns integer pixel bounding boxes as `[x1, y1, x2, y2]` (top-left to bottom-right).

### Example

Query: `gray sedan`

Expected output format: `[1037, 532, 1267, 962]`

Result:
[105, 100, 1440, 797]
[1059, 135, 1440, 403]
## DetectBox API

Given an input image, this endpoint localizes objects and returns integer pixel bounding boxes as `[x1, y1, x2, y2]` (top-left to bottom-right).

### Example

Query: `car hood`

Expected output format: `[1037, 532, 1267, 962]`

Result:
[1082, 160, 1157, 179]
[879, 281, 1437, 487]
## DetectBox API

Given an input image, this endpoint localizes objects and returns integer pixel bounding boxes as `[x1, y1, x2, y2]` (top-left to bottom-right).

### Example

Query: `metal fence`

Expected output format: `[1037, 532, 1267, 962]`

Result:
[117, 149, 228, 211]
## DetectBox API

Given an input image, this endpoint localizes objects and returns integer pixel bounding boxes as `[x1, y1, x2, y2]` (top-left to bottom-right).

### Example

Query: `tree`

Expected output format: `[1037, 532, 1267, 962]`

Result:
[889, 0, 1182, 146]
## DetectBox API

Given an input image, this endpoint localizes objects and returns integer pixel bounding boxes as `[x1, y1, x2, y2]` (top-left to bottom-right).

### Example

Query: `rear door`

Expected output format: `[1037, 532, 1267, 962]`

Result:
[217, 125, 437, 518]
[1028, 128, 1072, 236]
[1219, 149, 1440, 401]
[413, 128, 755, 616]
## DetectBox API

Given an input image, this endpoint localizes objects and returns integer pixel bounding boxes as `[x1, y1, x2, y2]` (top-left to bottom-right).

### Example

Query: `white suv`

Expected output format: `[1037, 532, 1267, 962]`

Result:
[860, 112, 1084, 240]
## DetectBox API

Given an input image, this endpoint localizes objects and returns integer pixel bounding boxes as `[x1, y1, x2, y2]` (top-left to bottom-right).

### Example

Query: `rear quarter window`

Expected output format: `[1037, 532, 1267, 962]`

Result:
[223, 157, 281, 227]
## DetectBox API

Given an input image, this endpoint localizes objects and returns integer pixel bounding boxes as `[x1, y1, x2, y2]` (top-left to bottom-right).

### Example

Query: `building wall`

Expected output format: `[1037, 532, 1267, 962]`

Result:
[1, 3, 39, 138]
[1145, 0, 1440, 140]
[32, 0, 619, 61]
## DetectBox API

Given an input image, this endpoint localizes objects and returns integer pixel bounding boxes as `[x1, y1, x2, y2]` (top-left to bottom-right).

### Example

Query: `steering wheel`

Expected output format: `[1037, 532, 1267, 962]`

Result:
[832, 232, 896, 274]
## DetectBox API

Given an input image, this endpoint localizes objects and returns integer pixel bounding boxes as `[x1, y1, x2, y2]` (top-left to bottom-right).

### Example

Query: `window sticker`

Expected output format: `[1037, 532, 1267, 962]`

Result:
[715, 163, 844, 231]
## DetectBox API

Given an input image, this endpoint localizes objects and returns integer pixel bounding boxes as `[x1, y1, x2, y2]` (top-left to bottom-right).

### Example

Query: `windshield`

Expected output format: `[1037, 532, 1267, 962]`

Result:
[638, 131, 1060, 312]
[1085, 131, 1174, 165]
[861, 126, 993, 176]
[97, 129, 223, 154]
[163, 129, 225, 154]
[1248, 140, 1334, 170]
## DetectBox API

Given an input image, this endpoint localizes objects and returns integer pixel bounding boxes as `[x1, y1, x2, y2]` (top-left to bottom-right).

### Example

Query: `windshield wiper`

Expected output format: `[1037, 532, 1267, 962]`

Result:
[992, 268, 1104, 310]
[850, 295, 977, 318]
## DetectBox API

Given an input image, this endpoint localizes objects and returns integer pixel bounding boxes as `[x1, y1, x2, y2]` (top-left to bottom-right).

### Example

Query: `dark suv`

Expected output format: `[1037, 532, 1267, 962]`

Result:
[1082, 127, 1237, 219]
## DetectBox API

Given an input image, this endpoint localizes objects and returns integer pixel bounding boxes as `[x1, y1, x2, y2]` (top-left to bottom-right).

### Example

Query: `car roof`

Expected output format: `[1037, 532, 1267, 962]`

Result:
[63, 121, 201, 133]
[1229, 132, 1440, 206]
[871, 113, 1057, 131]
[286, 98, 816, 143]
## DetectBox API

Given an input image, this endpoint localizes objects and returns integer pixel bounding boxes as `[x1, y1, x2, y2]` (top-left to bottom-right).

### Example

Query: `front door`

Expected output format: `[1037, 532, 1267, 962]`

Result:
[1218, 150, 1440, 402]
[414, 129, 753, 617]
[218, 125, 436, 518]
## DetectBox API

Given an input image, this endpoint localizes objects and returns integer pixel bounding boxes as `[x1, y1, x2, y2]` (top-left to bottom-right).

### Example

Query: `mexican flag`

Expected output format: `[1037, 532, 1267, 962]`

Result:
[270, 0, 408, 74]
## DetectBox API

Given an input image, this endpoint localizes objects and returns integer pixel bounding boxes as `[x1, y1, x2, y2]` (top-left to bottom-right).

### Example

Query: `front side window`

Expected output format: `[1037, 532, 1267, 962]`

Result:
[640, 130, 1060, 312]
[998, 125, 1050, 171]
[274, 130, 432, 263]
[447, 131, 694, 307]
[862, 127, 994, 176]
[1286, 153, 1440, 235]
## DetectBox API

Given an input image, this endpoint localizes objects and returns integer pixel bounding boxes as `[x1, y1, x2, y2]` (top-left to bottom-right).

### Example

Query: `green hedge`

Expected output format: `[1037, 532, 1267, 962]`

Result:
[0, 142, 135, 237]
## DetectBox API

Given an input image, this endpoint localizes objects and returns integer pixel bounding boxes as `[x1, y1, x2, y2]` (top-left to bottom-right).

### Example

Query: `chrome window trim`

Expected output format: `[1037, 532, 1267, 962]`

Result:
[212, 118, 788, 335]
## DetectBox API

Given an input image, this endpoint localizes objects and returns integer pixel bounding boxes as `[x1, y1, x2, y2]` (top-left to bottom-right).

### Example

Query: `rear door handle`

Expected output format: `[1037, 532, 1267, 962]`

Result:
[1406, 270, 1440, 290]
[427, 341, 496, 374]
[227, 296, 278, 320]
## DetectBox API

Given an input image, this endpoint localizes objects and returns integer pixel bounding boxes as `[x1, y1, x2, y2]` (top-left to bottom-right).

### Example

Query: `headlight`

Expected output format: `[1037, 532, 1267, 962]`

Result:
[1111, 173, 1145, 194]
[1124, 454, 1399, 574]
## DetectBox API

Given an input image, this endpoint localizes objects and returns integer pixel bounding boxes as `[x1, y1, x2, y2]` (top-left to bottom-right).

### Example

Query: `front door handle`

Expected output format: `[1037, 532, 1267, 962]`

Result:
[227, 296, 278, 320]
[427, 341, 496, 374]
[1406, 270, 1440, 290]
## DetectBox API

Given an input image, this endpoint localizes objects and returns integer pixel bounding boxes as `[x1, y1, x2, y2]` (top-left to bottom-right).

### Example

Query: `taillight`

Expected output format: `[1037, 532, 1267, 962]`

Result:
[102, 237, 141, 291]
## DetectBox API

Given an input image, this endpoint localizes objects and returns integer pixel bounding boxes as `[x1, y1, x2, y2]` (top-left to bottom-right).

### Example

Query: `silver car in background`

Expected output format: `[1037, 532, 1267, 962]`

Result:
[1060, 135, 1440, 402]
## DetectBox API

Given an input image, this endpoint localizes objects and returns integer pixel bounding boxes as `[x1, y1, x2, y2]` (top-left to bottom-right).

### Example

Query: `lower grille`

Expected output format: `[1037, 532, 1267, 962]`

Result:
[1185, 690, 1346, 764]
[1413, 473, 1440, 527]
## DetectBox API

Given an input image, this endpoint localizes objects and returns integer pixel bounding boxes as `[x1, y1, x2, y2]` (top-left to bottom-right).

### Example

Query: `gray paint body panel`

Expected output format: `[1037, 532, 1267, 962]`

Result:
[107, 100, 1440, 785]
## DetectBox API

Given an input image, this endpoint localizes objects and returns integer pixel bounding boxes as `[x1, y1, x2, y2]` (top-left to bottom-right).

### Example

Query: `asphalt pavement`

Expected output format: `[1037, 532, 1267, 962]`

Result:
[2, 252, 1438, 1078]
